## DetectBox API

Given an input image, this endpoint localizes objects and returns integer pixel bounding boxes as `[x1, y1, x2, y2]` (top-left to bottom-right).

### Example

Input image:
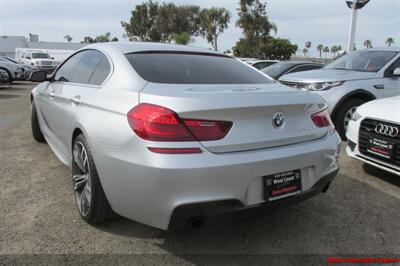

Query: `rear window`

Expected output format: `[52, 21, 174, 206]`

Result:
[125, 52, 272, 84]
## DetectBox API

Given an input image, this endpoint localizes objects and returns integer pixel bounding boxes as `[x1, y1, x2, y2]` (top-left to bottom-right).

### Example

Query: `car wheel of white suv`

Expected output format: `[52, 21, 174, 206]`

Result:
[334, 98, 365, 140]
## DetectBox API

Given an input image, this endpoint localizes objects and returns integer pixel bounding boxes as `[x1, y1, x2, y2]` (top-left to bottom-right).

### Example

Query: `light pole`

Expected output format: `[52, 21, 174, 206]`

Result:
[346, 0, 370, 53]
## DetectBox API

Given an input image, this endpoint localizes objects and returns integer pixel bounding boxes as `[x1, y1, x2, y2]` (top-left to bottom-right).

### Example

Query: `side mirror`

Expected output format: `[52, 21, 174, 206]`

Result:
[51, 57, 54, 60]
[29, 71, 48, 82]
[392, 67, 400, 78]
[26, 56, 31, 59]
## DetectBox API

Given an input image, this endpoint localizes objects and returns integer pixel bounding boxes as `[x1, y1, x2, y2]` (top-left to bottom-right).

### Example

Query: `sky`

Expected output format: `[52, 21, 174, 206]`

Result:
[0, 0, 399, 57]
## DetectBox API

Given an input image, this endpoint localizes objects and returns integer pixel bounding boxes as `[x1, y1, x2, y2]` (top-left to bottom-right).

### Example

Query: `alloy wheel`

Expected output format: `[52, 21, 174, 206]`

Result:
[72, 141, 92, 217]
[344, 106, 357, 132]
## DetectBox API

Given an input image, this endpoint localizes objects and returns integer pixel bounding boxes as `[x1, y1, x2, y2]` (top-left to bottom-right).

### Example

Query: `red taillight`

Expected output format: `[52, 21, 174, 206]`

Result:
[311, 109, 333, 128]
[183, 119, 232, 141]
[148, 147, 202, 154]
[127, 103, 232, 142]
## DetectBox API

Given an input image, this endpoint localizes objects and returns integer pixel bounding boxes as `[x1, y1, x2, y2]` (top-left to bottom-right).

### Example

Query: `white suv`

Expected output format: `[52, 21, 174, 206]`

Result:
[279, 48, 400, 139]
[21, 51, 57, 73]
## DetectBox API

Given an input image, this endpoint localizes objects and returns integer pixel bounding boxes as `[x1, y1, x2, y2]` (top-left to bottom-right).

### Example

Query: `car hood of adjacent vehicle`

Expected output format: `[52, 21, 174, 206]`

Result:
[358, 96, 400, 123]
[279, 68, 378, 83]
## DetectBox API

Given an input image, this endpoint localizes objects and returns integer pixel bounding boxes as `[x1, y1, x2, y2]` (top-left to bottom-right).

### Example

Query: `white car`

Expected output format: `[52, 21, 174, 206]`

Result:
[0, 56, 26, 82]
[346, 95, 400, 176]
[21, 51, 57, 73]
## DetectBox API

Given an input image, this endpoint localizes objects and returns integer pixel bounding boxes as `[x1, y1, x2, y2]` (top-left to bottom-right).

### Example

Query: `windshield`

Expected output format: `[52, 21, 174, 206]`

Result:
[3, 57, 17, 63]
[126, 52, 272, 84]
[32, 53, 51, 59]
[326, 50, 397, 72]
[261, 62, 297, 79]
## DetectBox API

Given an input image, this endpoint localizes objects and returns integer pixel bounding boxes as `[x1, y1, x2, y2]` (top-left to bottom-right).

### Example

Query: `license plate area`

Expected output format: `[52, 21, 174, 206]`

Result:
[264, 169, 302, 202]
[367, 137, 396, 160]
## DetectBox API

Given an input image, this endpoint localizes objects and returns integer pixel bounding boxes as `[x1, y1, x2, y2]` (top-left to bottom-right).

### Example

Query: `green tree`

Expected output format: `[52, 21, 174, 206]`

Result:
[111, 37, 119, 42]
[363, 39, 372, 48]
[171, 32, 192, 45]
[64, 35, 72, 42]
[121, 1, 161, 41]
[385, 37, 395, 46]
[122, 1, 200, 43]
[199, 7, 230, 51]
[234, 0, 277, 58]
[317, 44, 324, 58]
[330, 45, 338, 57]
[261, 38, 297, 60]
[305, 41, 312, 50]
[323, 46, 329, 58]
[95, 32, 111, 43]
[81, 36, 95, 43]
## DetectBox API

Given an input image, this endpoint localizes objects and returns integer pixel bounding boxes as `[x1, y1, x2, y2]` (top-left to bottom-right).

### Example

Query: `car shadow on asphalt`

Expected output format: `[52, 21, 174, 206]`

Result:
[362, 163, 400, 188]
[94, 173, 400, 257]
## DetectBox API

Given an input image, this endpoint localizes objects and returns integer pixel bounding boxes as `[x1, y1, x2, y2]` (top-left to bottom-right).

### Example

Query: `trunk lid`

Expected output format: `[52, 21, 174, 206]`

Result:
[140, 83, 328, 153]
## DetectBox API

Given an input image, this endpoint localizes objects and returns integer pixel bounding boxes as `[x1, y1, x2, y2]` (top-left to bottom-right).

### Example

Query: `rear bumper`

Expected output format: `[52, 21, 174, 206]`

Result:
[92, 132, 341, 230]
[168, 169, 338, 230]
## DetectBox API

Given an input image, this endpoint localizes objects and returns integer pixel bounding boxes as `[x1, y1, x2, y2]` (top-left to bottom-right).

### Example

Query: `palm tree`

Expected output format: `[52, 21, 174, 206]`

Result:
[317, 44, 324, 58]
[363, 39, 372, 48]
[302, 48, 308, 57]
[330, 45, 338, 57]
[305, 41, 312, 50]
[323, 46, 329, 59]
[63, 35, 72, 42]
[385, 37, 395, 46]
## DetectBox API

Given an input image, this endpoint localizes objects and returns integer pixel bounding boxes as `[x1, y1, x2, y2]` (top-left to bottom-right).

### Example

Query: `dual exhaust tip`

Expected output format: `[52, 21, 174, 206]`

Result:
[187, 216, 207, 230]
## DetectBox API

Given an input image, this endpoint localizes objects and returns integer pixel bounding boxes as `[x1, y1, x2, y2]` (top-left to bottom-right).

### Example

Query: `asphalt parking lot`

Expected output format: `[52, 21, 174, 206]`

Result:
[1, 82, 400, 264]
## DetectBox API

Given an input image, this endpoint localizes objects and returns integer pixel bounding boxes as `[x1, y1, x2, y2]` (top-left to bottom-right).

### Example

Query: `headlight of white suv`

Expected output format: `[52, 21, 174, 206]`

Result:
[307, 81, 345, 91]
[350, 110, 362, 122]
[34, 61, 41, 66]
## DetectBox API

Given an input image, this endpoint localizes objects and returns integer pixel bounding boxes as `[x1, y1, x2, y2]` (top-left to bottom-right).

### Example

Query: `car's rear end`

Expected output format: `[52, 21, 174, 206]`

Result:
[90, 48, 341, 230]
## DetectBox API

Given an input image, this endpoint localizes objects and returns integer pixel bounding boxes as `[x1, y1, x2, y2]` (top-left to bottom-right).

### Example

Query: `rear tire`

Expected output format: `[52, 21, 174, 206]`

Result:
[31, 101, 46, 143]
[72, 134, 113, 224]
[333, 98, 365, 140]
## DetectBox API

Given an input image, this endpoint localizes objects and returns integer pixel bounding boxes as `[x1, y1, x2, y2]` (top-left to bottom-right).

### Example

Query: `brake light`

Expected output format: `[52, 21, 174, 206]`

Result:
[311, 109, 333, 128]
[127, 103, 232, 141]
[148, 147, 202, 154]
[183, 119, 232, 141]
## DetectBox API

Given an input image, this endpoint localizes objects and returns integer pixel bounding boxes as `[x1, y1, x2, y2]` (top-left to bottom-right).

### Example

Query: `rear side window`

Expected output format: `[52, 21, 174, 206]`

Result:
[69, 50, 103, 84]
[89, 57, 111, 85]
[125, 52, 272, 84]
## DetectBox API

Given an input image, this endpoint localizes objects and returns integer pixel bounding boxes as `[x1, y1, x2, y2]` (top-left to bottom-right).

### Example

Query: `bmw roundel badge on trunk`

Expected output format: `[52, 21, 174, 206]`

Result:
[273, 112, 285, 128]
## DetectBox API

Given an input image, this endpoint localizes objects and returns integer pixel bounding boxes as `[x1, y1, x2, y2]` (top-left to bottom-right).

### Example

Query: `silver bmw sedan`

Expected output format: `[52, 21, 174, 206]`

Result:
[30, 42, 340, 230]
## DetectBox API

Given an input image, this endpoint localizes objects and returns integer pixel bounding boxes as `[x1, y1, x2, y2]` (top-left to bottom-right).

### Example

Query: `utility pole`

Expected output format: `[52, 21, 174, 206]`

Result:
[346, 0, 370, 53]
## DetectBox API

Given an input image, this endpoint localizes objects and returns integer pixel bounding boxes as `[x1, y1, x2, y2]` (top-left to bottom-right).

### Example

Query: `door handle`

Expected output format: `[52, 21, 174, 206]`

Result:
[49, 92, 55, 98]
[71, 96, 81, 105]
[373, 84, 384, 90]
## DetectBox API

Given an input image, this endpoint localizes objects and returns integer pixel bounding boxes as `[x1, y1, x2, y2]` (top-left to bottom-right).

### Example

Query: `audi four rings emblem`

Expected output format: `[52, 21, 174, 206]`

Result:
[375, 124, 399, 137]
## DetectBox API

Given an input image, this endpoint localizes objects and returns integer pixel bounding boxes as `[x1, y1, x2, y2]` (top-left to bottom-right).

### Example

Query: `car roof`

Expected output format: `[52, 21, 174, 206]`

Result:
[280, 61, 324, 65]
[360, 47, 400, 52]
[84, 42, 222, 55]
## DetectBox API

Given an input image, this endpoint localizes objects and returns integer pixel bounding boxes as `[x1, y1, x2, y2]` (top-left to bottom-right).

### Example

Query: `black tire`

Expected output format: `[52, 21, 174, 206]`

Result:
[72, 134, 113, 224]
[31, 101, 46, 143]
[333, 98, 365, 140]
[0, 68, 11, 84]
